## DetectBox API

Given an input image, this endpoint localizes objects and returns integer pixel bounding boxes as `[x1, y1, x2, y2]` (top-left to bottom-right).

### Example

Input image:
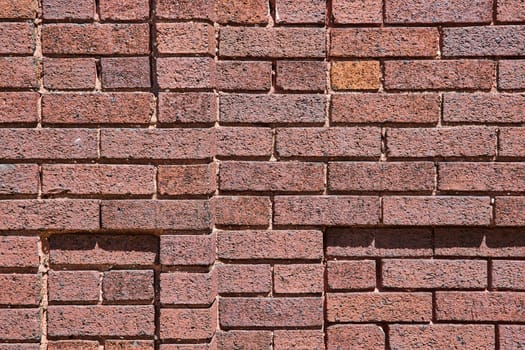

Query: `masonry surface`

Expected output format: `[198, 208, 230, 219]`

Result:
[0, 0, 524, 349]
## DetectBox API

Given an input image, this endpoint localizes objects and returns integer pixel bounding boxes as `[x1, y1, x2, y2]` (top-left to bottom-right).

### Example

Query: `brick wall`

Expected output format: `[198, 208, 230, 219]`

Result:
[0, 0, 524, 349]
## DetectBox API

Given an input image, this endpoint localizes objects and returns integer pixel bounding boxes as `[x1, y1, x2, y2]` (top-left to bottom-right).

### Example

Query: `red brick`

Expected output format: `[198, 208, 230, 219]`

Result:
[331, 28, 438, 58]
[0, 200, 99, 231]
[155, 0, 213, 20]
[0, 57, 37, 89]
[274, 330, 325, 349]
[160, 306, 216, 340]
[160, 345, 213, 350]
[443, 26, 525, 57]
[327, 260, 376, 291]
[217, 264, 271, 295]
[0, 309, 40, 340]
[0, 346, 39, 350]
[331, 61, 381, 91]
[214, 196, 270, 227]
[158, 164, 216, 196]
[328, 162, 435, 192]
[102, 200, 212, 230]
[327, 325, 385, 350]
[49, 234, 158, 266]
[0, 93, 38, 124]
[274, 264, 324, 294]
[216, 331, 272, 349]
[219, 297, 323, 328]
[500, 325, 525, 350]
[101, 57, 150, 89]
[156, 23, 215, 55]
[492, 260, 525, 290]
[0, 0, 37, 18]
[157, 57, 215, 89]
[327, 292, 432, 322]
[389, 325, 495, 350]
[161, 272, 215, 305]
[332, 0, 382, 24]
[48, 270, 100, 303]
[101, 128, 213, 160]
[0, 274, 40, 306]
[47, 341, 99, 350]
[0, 236, 39, 268]
[42, 0, 93, 19]
[384, 60, 494, 91]
[275, 0, 325, 24]
[105, 341, 154, 350]
[161, 234, 215, 266]
[214, 0, 269, 24]
[216, 127, 273, 158]
[48, 305, 154, 337]
[384, 196, 491, 226]
[217, 230, 323, 260]
[0, 164, 38, 195]
[499, 61, 525, 89]
[103, 270, 154, 302]
[436, 292, 525, 321]
[217, 61, 272, 91]
[497, 0, 525, 22]
[385, 0, 492, 23]
[99, 0, 149, 20]
[219, 27, 325, 58]
[43, 58, 97, 90]
[499, 128, 525, 158]
[42, 164, 155, 196]
[276, 127, 381, 159]
[496, 196, 525, 226]
[276, 61, 326, 92]
[158, 93, 216, 125]
[274, 196, 380, 226]
[0, 23, 34, 54]
[439, 163, 525, 192]
[444, 93, 525, 123]
[387, 127, 496, 158]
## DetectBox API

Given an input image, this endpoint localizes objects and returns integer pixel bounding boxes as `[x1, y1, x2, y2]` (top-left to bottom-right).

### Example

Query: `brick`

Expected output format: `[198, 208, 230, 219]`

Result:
[0, 236, 39, 268]
[331, 61, 381, 90]
[216, 127, 272, 158]
[332, 0, 382, 24]
[385, 0, 492, 23]
[156, 23, 215, 55]
[328, 162, 435, 192]
[383, 196, 491, 226]
[384, 60, 494, 90]
[217, 264, 271, 295]
[274, 330, 325, 349]
[42, 24, 149, 55]
[0, 23, 34, 54]
[101, 128, 213, 160]
[0, 57, 37, 89]
[161, 235, 215, 266]
[331, 28, 438, 58]
[42, 93, 153, 125]
[103, 270, 154, 302]
[327, 292, 432, 322]
[326, 228, 433, 258]
[48, 271, 100, 303]
[220, 161, 324, 193]
[0, 346, 39, 350]
[0, 309, 40, 340]
[274, 264, 324, 294]
[101, 57, 150, 89]
[276, 61, 326, 92]
[499, 128, 525, 158]
[220, 94, 325, 124]
[158, 93, 216, 124]
[492, 260, 525, 290]
[274, 196, 380, 226]
[386, 127, 496, 158]
[0, 93, 38, 124]
[389, 325, 495, 350]
[0, 164, 39, 195]
[496, 196, 525, 226]
[219, 27, 325, 58]
[436, 292, 525, 321]
[43, 0, 93, 19]
[157, 57, 215, 90]
[217, 61, 272, 91]
[43, 58, 97, 90]
[0, 200, 99, 231]
[499, 61, 525, 89]
[327, 325, 385, 350]
[214, 196, 270, 227]
[500, 325, 525, 350]
[42, 164, 154, 196]
[158, 164, 216, 196]
[327, 260, 376, 291]
[160, 345, 213, 350]
[105, 341, 154, 350]
[102, 200, 212, 230]
[48, 305, 154, 337]
[275, 0, 325, 24]
[276, 127, 381, 159]
[444, 93, 525, 123]
[219, 297, 323, 328]
[439, 163, 525, 192]
[99, 0, 149, 20]
[47, 341, 99, 350]
[0, 0, 37, 18]
[217, 230, 323, 260]
[155, 0, 213, 20]
[160, 306, 216, 340]
[498, 0, 525, 22]
[216, 331, 272, 349]
[215, 0, 269, 24]
[161, 272, 214, 305]
[0, 274, 40, 306]
[49, 234, 158, 266]
[443, 26, 525, 57]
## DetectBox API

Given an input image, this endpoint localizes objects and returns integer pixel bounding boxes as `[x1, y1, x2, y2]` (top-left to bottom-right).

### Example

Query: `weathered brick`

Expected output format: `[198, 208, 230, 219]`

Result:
[47, 341, 99, 350]
[438, 163, 525, 192]
[214, 0, 269, 24]
[161, 272, 214, 305]
[327, 325, 385, 350]
[0, 57, 37, 89]
[160, 306, 216, 340]
[499, 128, 525, 158]
[274, 330, 325, 349]
[0, 274, 40, 306]
[158, 164, 216, 196]
[217, 264, 271, 295]
[156, 23, 215, 55]
[216, 127, 273, 158]
[155, 0, 213, 20]
[499, 61, 525, 90]
[274, 264, 324, 294]
[500, 325, 525, 350]
[214, 196, 270, 227]
[331, 61, 381, 90]
[42, 0, 93, 19]
[157, 57, 215, 89]
[276, 61, 326, 92]
[0, 236, 39, 268]
[0, 23, 34, 54]
[43, 58, 97, 90]
[332, 0, 382, 24]
[385, 0, 492, 23]
[497, 0, 525, 22]
[0, 93, 38, 124]
[160, 235, 214, 266]
[159, 345, 213, 350]
[0, 164, 38, 195]
[103, 270, 154, 302]
[495, 196, 525, 226]
[492, 260, 525, 290]
[216, 331, 272, 349]
[327, 260, 376, 291]
[99, 0, 149, 20]
[158, 93, 216, 125]
[275, 0, 325, 24]
[0, 309, 40, 340]
[48, 270, 100, 303]
[105, 341, 154, 350]
[101, 57, 151, 89]
[0, 346, 39, 350]
[0, 0, 37, 18]
[444, 93, 525, 123]
[217, 61, 272, 91]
